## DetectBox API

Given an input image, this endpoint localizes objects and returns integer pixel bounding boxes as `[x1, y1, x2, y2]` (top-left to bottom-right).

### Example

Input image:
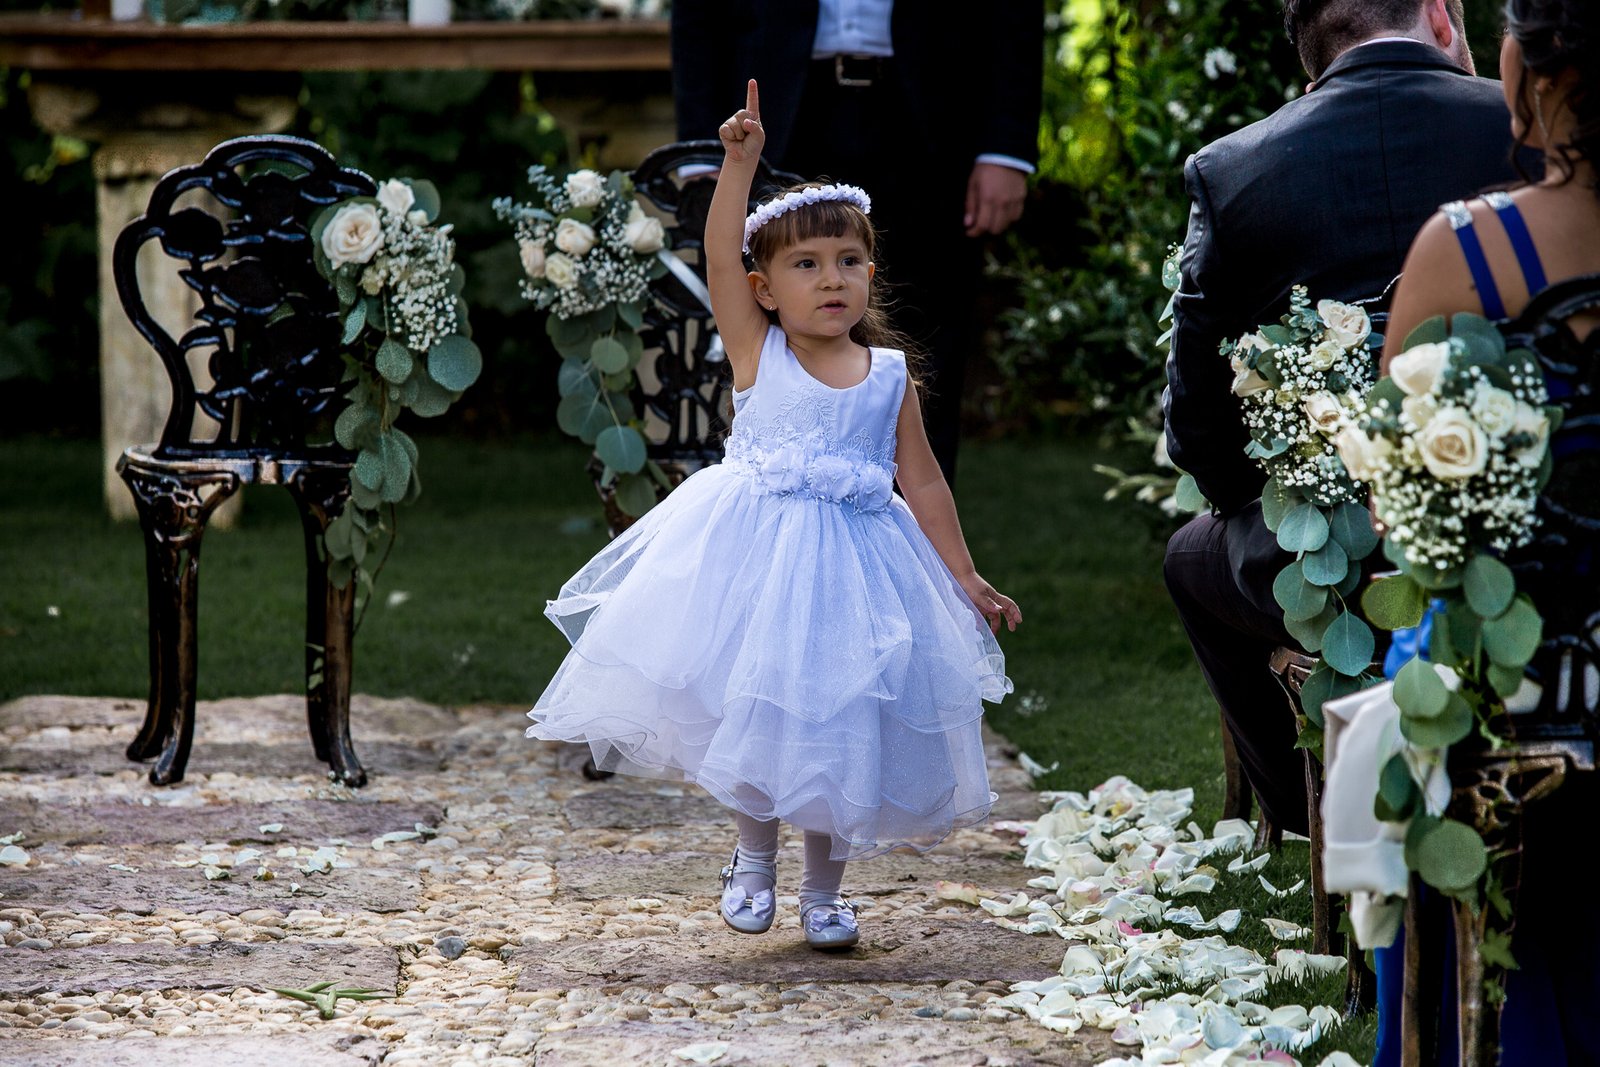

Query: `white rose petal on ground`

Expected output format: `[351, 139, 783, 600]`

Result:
[669, 1042, 730, 1064]
[0, 831, 22, 844]
[1261, 917, 1311, 941]
[0, 845, 30, 866]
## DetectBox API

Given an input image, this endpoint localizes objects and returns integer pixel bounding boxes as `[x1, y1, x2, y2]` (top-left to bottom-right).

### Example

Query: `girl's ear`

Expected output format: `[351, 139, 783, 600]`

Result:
[748, 270, 776, 311]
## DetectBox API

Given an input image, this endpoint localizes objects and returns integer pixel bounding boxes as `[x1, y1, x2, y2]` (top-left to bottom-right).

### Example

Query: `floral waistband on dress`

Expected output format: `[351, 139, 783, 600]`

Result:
[724, 442, 897, 512]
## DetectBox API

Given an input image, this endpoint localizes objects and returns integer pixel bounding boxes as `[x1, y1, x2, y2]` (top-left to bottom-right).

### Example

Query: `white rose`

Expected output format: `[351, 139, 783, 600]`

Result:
[1317, 300, 1372, 348]
[519, 239, 547, 279]
[1471, 385, 1517, 437]
[1235, 331, 1273, 354]
[1307, 338, 1344, 371]
[623, 209, 666, 255]
[1390, 340, 1452, 397]
[564, 169, 606, 209]
[1229, 352, 1271, 398]
[377, 178, 415, 217]
[1334, 426, 1393, 482]
[1417, 406, 1488, 480]
[554, 218, 598, 257]
[1402, 394, 1438, 431]
[1302, 391, 1345, 436]
[321, 202, 383, 268]
[1511, 401, 1550, 468]
[543, 251, 579, 289]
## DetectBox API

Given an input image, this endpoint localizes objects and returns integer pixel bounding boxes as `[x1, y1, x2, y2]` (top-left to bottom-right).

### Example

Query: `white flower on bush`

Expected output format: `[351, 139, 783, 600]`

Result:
[807, 454, 858, 502]
[1390, 341, 1451, 397]
[1307, 338, 1344, 371]
[564, 169, 607, 209]
[1334, 426, 1392, 482]
[554, 218, 598, 257]
[1229, 351, 1271, 398]
[1471, 385, 1518, 437]
[544, 251, 580, 289]
[519, 238, 547, 279]
[1511, 401, 1550, 468]
[1202, 47, 1236, 80]
[1303, 391, 1345, 436]
[1417, 406, 1488, 480]
[760, 443, 808, 493]
[1316, 300, 1371, 348]
[378, 179, 415, 217]
[322, 202, 383, 267]
[623, 202, 666, 254]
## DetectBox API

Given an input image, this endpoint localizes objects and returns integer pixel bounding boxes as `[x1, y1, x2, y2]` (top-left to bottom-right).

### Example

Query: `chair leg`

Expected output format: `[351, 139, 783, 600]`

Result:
[289, 468, 365, 788]
[1219, 710, 1253, 823]
[119, 464, 239, 786]
[1304, 748, 1334, 955]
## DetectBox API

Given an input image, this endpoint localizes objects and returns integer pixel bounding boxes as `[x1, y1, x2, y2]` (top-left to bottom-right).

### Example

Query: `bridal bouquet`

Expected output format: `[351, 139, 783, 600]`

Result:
[1341, 316, 1557, 978]
[313, 177, 480, 597]
[1224, 287, 1385, 746]
[495, 166, 672, 518]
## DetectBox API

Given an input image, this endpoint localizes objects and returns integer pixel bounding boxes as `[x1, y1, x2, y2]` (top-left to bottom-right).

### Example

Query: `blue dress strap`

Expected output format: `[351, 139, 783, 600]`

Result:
[1442, 200, 1506, 320]
[1483, 190, 1550, 298]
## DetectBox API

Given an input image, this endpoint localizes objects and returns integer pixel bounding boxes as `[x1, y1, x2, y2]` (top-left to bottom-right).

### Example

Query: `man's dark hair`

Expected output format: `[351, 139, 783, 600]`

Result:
[1284, 0, 1464, 79]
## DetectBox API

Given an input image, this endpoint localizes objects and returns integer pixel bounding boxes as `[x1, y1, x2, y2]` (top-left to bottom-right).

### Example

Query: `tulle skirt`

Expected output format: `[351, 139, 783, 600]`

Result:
[527, 464, 1011, 860]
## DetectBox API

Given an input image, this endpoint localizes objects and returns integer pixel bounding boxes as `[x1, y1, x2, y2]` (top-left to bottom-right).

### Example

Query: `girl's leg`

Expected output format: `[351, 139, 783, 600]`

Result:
[721, 812, 779, 934]
[800, 831, 859, 950]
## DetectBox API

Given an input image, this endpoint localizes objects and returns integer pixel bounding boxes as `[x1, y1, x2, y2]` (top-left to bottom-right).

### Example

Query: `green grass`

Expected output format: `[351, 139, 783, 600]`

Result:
[0, 432, 1373, 1060]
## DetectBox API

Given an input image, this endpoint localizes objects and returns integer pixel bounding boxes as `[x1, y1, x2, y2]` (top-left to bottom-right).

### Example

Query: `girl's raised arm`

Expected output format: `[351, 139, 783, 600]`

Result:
[706, 79, 772, 390]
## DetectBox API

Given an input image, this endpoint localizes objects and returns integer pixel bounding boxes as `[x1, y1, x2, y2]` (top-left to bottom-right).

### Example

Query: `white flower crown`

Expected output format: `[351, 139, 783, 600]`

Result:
[742, 183, 872, 254]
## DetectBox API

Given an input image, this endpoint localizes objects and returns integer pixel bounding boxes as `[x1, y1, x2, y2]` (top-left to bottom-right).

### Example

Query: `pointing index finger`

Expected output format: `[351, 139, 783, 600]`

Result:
[746, 79, 760, 120]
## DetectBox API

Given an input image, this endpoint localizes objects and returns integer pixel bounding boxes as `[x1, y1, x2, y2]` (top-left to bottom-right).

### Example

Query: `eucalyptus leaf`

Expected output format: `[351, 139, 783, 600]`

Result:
[1463, 554, 1516, 620]
[547, 313, 594, 348]
[379, 433, 411, 504]
[1285, 604, 1338, 654]
[594, 425, 647, 475]
[1322, 611, 1376, 675]
[1277, 503, 1330, 553]
[341, 302, 367, 345]
[354, 448, 384, 491]
[1328, 501, 1380, 559]
[1334, 564, 1364, 598]
[1303, 539, 1350, 587]
[558, 359, 600, 399]
[1482, 596, 1542, 668]
[1401, 316, 1449, 349]
[334, 402, 378, 451]
[410, 375, 453, 418]
[428, 335, 483, 393]
[1488, 662, 1526, 698]
[1362, 574, 1428, 631]
[408, 178, 442, 222]
[1260, 479, 1296, 533]
[375, 339, 413, 384]
[1394, 656, 1449, 719]
[1400, 692, 1473, 748]
[350, 477, 382, 510]
[1300, 664, 1368, 726]
[1378, 751, 1420, 820]
[1274, 560, 1330, 621]
[614, 472, 658, 517]
[617, 300, 644, 331]
[1412, 817, 1488, 892]
[1173, 473, 1207, 513]
[591, 336, 631, 374]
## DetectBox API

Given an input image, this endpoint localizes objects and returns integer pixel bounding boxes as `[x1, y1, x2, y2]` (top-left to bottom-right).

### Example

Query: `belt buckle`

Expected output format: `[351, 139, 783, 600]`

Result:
[834, 54, 874, 88]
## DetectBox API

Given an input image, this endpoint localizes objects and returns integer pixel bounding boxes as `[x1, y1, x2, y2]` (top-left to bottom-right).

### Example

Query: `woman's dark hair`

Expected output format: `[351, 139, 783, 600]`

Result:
[1506, 0, 1599, 193]
[744, 182, 920, 368]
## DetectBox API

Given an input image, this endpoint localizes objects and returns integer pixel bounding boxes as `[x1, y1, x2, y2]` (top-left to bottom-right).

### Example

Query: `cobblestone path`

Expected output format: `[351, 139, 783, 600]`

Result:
[0, 695, 1111, 1066]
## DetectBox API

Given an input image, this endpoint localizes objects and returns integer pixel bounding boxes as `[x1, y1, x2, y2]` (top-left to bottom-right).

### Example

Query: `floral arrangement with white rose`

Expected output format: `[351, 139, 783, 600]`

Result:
[312, 177, 481, 604]
[494, 165, 672, 519]
[1223, 286, 1386, 753]
[1339, 314, 1557, 987]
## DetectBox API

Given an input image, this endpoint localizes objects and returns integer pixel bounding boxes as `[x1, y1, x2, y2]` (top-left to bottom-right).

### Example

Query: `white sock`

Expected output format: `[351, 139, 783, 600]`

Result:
[730, 813, 779, 897]
[798, 831, 847, 914]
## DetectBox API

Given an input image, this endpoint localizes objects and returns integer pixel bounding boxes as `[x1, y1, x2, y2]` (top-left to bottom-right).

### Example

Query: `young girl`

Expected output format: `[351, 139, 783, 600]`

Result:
[527, 80, 1020, 951]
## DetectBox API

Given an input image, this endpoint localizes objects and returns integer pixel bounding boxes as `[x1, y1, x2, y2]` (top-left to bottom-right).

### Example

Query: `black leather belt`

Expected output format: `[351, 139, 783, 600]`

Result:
[814, 54, 891, 88]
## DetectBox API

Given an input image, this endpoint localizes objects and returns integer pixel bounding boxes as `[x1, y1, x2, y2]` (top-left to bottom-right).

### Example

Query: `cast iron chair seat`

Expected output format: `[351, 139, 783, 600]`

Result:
[1401, 276, 1600, 1067]
[575, 140, 800, 781]
[114, 134, 375, 787]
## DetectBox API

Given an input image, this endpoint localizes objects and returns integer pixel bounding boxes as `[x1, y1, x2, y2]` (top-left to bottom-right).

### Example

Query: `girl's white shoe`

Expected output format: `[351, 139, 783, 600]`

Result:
[719, 850, 777, 934]
[801, 898, 859, 950]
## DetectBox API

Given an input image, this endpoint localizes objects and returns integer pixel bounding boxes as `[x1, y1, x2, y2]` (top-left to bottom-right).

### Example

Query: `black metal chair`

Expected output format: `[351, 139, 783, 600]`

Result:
[114, 135, 374, 787]
[1401, 277, 1600, 1066]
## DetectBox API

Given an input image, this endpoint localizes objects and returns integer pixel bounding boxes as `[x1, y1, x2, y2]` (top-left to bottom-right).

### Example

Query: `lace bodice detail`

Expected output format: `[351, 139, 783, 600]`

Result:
[722, 326, 907, 512]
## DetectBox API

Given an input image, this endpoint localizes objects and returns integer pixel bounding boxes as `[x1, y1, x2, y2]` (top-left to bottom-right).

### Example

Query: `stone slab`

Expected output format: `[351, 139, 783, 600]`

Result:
[554, 851, 1028, 902]
[0, 1033, 385, 1067]
[0, 941, 399, 997]
[531, 1018, 1110, 1067]
[0, 740, 444, 778]
[0, 800, 443, 846]
[514, 917, 1069, 988]
[562, 790, 732, 830]
[0, 866, 420, 916]
[0, 694, 462, 741]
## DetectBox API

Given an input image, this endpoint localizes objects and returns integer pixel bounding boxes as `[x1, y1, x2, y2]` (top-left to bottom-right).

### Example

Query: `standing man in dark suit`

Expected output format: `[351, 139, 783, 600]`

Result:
[671, 1, 1044, 483]
[1163, 0, 1524, 835]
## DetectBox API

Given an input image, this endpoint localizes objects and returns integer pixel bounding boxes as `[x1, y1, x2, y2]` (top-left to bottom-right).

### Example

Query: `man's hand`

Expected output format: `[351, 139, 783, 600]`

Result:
[719, 79, 765, 165]
[963, 162, 1027, 237]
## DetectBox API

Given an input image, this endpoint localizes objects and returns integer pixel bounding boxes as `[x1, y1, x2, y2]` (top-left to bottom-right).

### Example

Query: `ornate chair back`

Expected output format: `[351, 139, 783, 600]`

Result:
[113, 135, 375, 788]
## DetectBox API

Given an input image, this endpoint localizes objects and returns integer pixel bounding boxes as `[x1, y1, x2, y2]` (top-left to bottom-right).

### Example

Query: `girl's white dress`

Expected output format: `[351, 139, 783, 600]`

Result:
[527, 325, 1011, 859]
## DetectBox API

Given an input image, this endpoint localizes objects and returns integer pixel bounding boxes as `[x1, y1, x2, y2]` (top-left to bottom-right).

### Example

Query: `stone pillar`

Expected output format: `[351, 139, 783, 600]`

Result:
[27, 75, 298, 522]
